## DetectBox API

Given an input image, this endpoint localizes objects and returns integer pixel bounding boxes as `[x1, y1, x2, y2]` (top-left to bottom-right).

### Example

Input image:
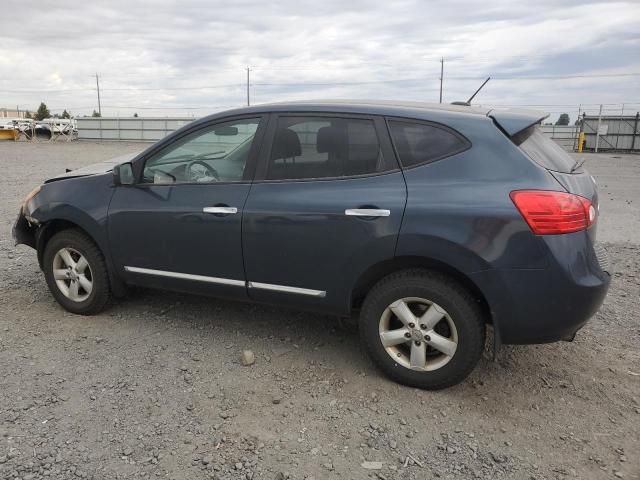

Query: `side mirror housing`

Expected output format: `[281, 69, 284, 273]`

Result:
[113, 162, 135, 186]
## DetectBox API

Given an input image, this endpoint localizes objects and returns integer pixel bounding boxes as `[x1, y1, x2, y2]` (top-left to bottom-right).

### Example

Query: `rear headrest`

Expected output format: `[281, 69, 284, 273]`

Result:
[317, 126, 347, 154]
[271, 128, 301, 159]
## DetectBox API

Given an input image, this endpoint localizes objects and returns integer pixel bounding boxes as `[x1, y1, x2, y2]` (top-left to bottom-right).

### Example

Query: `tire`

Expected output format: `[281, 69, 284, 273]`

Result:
[43, 229, 111, 315]
[360, 269, 485, 390]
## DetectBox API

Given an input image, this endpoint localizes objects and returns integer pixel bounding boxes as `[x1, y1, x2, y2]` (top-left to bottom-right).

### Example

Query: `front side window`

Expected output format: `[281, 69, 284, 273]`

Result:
[143, 118, 260, 184]
[388, 120, 469, 168]
[267, 116, 384, 180]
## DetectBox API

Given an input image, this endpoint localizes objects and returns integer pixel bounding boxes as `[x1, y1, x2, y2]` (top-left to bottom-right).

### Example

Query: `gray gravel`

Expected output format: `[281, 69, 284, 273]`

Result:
[0, 141, 639, 480]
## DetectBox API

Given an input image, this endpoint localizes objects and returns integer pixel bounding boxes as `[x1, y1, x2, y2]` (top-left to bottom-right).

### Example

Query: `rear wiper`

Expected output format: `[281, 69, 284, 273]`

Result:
[570, 158, 586, 173]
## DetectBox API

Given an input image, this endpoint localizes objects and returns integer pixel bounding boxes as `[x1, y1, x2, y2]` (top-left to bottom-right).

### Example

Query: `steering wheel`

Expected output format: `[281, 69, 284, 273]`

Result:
[186, 160, 220, 182]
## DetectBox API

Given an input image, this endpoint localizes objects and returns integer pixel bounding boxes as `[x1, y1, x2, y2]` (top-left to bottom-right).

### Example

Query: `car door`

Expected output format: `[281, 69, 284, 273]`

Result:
[108, 115, 266, 299]
[242, 113, 407, 314]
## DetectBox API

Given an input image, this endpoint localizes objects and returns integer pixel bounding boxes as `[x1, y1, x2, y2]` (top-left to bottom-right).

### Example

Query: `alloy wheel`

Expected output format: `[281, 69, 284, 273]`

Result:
[52, 247, 93, 302]
[378, 297, 458, 371]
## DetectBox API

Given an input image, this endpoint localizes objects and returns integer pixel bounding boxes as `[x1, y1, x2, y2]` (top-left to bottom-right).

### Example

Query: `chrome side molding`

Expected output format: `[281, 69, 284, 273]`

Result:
[247, 281, 326, 298]
[124, 266, 327, 298]
[123, 266, 245, 287]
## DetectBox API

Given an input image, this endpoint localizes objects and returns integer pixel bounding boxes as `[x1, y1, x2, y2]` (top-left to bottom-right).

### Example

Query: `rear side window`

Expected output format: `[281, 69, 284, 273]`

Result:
[518, 127, 575, 173]
[388, 120, 469, 168]
[267, 116, 385, 180]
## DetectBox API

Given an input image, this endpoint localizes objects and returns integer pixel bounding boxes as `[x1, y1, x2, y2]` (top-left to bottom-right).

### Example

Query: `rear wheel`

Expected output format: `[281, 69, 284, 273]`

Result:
[360, 269, 485, 389]
[43, 229, 111, 315]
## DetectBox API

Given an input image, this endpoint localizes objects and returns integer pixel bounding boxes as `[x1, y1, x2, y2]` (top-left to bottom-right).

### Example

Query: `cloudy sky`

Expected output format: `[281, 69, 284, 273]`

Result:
[1, 0, 639, 121]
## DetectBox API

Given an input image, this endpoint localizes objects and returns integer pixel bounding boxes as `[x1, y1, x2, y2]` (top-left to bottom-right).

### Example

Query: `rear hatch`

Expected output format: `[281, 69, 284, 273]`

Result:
[489, 109, 598, 240]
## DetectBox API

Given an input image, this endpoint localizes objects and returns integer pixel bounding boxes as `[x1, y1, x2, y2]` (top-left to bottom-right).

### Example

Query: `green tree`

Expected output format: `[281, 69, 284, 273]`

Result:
[35, 102, 50, 121]
[91, 110, 102, 117]
[61, 109, 71, 119]
[556, 113, 570, 126]
[24, 110, 32, 119]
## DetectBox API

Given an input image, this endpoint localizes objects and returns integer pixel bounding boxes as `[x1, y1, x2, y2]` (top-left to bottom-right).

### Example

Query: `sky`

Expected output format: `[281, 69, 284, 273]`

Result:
[1, 0, 639, 122]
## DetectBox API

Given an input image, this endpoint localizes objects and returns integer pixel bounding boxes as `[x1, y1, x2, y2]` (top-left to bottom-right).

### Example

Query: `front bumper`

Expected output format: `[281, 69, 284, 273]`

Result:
[12, 210, 37, 249]
[471, 233, 611, 344]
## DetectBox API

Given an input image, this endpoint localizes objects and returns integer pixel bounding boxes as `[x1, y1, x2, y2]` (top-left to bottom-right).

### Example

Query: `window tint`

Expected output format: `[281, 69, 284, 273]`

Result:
[388, 120, 468, 168]
[267, 117, 384, 180]
[518, 127, 575, 173]
[142, 118, 260, 184]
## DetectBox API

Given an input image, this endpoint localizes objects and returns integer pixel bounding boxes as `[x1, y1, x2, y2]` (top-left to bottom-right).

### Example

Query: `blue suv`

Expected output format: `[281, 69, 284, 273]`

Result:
[13, 101, 611, 389]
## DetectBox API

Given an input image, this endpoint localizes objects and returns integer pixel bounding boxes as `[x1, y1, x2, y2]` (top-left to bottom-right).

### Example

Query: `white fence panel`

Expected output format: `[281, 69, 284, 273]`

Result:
[77, 117, 195, 141]
[77, 117, 588, 152]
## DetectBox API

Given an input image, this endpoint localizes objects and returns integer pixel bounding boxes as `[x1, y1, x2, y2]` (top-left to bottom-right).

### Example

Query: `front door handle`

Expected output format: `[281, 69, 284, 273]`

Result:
[345, 208, 390, 217]
[203, 206, 238, 215]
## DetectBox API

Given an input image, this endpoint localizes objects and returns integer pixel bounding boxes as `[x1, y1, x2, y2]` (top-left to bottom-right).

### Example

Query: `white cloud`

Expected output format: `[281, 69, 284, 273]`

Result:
[1, 0, 638, 121]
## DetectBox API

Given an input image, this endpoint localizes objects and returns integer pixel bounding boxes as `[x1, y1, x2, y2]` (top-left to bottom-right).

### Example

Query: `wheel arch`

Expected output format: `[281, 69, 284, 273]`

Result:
[350, 256, 493, 325]
[36, 218, 127, 297]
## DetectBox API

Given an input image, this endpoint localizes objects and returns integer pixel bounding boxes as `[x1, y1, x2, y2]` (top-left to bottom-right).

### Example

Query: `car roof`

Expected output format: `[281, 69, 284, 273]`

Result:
[187, 100, 547, 139]
[196, 99, 491, 124]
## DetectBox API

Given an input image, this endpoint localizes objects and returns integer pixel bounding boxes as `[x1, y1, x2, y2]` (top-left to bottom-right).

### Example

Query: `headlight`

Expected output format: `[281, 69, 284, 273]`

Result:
[22, 185, 41, 214]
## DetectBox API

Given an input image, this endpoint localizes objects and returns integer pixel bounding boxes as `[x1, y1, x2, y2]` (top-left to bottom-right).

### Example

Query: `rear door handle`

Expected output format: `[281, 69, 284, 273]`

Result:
[203, 206, 238, 215]
[345, 208, 390, 217]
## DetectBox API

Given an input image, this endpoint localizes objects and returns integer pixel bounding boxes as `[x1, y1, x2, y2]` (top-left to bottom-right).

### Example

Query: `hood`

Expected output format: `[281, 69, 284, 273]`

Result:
[46, 151, 142, 183]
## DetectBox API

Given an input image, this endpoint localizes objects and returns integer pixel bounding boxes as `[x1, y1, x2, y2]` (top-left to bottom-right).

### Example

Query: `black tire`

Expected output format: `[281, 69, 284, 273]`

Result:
[43, 229, 111, 315]
[360, 269, 485, 390]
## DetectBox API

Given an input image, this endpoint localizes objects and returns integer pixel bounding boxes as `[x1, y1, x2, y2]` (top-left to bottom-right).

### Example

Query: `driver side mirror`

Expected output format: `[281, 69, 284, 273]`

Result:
[113, 162, 135, 186]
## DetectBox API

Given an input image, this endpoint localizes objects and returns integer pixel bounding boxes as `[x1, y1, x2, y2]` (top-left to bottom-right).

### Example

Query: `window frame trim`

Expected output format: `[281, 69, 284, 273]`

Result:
[384, 116, 472, 170]
[130, 114, 267, 187]
[253, 112, 400, 183]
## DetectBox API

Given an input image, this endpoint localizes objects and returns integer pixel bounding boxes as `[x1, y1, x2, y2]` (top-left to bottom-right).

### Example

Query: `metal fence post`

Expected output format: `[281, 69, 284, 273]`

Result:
[595, 104, 603, 153]
[631, 112, 639, 152]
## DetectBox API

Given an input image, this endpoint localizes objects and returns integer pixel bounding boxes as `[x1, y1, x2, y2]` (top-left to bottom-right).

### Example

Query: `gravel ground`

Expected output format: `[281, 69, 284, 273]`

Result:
[0, 141, 639, 480]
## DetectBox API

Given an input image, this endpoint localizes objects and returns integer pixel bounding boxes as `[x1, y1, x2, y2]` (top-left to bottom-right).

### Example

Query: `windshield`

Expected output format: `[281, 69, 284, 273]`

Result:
[518, 127, 576, 173]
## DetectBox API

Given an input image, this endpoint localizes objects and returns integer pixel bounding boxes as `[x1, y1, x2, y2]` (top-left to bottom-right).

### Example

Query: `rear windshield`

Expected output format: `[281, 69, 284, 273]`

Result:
[517, 126, 576, 173]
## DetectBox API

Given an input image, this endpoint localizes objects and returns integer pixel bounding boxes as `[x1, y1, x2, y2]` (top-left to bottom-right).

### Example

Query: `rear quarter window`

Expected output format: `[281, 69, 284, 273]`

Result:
[517, 127, 576, 173]
[387, 120, 470, 168]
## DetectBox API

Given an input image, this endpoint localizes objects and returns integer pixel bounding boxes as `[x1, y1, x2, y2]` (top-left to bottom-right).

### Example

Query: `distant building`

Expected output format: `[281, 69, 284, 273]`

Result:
[0, 108, 25, 118]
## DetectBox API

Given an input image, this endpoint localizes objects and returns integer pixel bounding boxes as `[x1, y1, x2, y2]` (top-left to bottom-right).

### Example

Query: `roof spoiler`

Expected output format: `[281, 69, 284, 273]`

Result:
[487, 109, 549, 137]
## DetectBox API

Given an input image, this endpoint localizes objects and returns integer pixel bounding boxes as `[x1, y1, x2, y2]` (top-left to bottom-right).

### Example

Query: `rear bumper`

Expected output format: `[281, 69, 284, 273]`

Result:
[472, 232, 611, 344]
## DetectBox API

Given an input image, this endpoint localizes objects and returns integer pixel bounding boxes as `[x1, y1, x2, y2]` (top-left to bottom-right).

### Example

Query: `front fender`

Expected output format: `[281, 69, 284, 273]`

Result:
[31, 202, 110, 260]
[24, 174, 126, 296]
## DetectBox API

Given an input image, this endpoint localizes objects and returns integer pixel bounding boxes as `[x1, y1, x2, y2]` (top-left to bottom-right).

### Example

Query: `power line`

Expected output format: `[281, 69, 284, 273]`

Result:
[3, 71, 638, 95]
[449, 73, 640, 80]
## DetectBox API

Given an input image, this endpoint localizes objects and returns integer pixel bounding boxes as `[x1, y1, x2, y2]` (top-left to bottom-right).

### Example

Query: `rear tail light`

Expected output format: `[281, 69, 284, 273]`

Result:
[510, 190, 595, 235]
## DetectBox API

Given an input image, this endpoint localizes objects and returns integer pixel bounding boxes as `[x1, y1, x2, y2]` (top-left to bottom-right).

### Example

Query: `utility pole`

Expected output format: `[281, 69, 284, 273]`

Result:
[246, 67, 250, 106]
[439, 57, 444, 103]
[95, 73, 102, 116]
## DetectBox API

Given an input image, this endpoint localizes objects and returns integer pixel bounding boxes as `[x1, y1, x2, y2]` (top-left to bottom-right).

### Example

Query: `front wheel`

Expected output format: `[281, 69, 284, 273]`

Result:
[43, 229, 111, 315]
[360, 270, 485, 390]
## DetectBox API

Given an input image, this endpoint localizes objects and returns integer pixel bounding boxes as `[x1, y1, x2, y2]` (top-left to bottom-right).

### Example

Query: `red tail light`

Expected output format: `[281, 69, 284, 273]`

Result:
[510, 190, 596, 235]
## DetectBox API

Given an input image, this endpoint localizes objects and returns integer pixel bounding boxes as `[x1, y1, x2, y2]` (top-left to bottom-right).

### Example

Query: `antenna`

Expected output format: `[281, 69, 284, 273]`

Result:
[466, 77, 490, 104]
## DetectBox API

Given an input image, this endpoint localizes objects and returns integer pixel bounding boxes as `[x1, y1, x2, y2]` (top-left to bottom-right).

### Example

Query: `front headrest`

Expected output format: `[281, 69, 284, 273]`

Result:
[317, 125, 347, 154]
[271, 128, 301, 159]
